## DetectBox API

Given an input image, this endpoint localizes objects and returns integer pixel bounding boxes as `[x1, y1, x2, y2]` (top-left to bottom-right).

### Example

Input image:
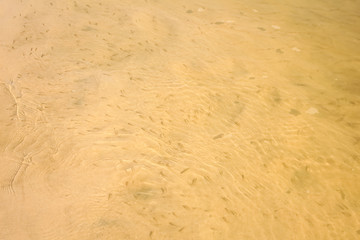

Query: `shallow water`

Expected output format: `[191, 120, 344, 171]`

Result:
[0, 0, 359, 239]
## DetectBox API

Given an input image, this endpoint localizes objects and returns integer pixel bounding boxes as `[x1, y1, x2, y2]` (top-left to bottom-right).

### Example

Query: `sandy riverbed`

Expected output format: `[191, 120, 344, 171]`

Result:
[1, 0, 360, 239]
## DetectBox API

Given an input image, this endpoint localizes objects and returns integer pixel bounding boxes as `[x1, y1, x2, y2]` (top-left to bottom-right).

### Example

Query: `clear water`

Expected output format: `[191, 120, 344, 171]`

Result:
[0, 0, 359, 239]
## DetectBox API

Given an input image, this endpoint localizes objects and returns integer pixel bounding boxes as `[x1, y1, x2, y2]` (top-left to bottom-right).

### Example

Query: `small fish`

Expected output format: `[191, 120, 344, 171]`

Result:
[213, 133, 224, 140]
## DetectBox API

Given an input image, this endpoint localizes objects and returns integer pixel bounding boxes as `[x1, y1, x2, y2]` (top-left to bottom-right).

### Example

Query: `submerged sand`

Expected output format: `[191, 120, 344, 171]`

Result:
[0, 0, 359, 239]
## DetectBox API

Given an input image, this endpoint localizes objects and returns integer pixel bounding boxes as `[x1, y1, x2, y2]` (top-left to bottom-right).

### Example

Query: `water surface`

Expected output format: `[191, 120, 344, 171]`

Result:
[0, 0, 359, 239]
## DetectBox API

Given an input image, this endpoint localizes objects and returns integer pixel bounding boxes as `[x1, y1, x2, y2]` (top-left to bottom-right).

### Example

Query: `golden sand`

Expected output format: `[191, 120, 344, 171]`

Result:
[0, 0, 359, 239]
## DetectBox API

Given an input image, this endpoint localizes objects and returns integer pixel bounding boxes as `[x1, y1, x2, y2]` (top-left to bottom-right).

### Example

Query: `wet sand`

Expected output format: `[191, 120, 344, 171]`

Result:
[0, 0, 360, 239]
